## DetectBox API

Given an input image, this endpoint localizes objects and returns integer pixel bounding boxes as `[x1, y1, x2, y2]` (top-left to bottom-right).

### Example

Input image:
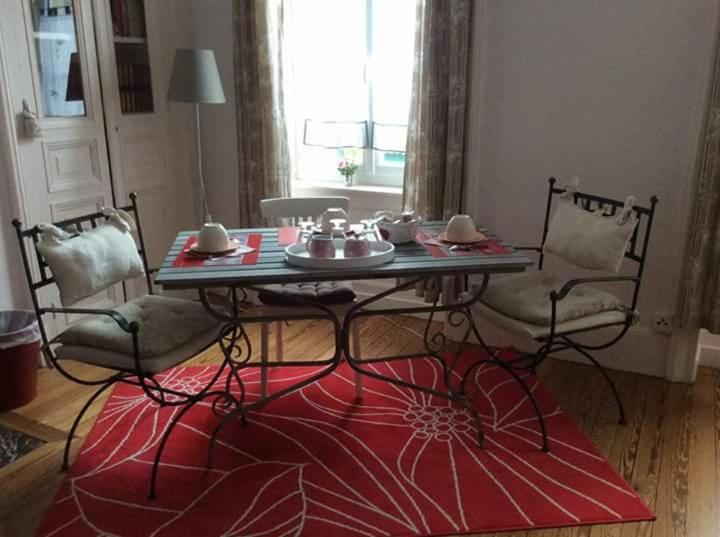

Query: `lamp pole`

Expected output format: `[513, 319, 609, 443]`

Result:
[195, 103, 211, 224]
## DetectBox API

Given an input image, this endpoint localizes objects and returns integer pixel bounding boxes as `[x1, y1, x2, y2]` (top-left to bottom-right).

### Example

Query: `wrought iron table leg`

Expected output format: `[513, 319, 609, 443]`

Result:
[196, 286, 344, 471]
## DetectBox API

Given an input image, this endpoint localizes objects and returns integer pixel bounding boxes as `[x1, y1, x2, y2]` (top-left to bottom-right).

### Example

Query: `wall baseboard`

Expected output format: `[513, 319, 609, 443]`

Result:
[445, 313, 670, 378]
[699, 344, 720, 369]
[352, 279, 437, 320]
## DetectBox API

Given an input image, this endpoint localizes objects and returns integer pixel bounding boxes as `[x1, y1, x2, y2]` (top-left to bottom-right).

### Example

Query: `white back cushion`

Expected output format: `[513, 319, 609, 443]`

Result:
[37, 210, 144, 306]
[543, 197, 637, 274]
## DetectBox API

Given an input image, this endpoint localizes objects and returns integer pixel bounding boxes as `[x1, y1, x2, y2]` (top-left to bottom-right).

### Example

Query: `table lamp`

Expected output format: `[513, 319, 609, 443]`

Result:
[168, 48, 229, 251]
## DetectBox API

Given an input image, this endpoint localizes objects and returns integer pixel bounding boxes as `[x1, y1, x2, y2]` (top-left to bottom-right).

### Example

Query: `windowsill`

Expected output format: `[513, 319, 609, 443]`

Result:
[292, 180, 402, 197]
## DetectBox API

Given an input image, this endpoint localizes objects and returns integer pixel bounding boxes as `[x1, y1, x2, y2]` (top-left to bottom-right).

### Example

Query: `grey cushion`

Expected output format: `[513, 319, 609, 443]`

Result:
[470, 300, 628, 339]
[55, 327, 221, 374]
[258, 281, 356, 306]
[480, 272, 623, 326]
[58, 295, 219, 360]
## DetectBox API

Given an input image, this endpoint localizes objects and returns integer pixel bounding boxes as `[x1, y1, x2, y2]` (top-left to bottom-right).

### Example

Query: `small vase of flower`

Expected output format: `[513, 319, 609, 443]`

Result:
[337, 160, 359, 186]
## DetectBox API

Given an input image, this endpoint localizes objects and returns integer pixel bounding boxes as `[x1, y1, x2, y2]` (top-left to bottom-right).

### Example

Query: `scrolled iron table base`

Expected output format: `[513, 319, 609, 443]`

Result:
[149, 275, 550, 498]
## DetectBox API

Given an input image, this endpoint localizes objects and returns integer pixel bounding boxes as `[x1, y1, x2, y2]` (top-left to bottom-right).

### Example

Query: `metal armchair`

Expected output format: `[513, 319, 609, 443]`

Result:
[468, 177, 658, 425]
[12, 193, 227, 498]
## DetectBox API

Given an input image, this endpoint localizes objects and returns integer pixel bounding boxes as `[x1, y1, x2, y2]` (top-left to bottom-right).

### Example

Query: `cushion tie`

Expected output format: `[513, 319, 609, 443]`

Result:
[616, 196, 637, 225]
[559, 176, 581, 200]
[102, 208, 137, 232]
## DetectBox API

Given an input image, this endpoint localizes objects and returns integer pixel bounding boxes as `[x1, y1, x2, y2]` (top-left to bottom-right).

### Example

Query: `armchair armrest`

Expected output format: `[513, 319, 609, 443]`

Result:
[39, 307, 138, 333]
[551, 276, 639, 301]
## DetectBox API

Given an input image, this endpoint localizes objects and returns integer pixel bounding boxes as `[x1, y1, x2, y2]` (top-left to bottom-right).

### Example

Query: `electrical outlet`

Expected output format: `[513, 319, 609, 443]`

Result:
[652, 312, 673, 334]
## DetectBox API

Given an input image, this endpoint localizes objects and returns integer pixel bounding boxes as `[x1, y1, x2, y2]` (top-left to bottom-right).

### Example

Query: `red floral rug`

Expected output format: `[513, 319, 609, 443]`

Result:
[39, 351, 653, 536]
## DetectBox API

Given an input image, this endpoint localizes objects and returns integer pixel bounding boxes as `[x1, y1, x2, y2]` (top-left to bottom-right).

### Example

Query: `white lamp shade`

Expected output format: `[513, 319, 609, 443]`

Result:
[167, 48, 226, 104]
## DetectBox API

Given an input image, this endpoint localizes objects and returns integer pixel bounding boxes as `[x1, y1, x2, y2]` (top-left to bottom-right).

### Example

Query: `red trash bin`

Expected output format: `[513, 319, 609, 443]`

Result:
[0, 310, 41, 411]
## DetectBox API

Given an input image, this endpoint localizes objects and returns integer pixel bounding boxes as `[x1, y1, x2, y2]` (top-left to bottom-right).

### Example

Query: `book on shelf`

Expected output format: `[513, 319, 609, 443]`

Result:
[110, 0, 147, 38]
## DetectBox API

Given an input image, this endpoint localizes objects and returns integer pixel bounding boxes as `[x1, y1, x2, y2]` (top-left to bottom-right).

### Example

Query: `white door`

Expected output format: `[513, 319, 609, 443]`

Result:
[1, 0, 120, 336]
[93, 0, 176, 298]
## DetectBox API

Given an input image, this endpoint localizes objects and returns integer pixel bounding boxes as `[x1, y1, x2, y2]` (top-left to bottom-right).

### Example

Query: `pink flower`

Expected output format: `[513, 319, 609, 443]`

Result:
[338, 160, 345, 167]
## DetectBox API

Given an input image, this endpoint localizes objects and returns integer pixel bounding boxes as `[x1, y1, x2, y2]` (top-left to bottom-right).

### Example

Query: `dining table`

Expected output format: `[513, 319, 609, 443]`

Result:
[153, 221, 545, 474]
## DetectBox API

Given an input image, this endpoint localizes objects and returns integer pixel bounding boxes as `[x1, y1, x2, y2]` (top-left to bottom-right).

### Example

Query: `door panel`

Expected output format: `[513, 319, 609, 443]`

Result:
[94, 0, 176, 296]
[2, 0, 119, 337]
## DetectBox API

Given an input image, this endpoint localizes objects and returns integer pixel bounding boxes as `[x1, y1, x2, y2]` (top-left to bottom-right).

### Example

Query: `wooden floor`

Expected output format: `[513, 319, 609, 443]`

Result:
[0, 315, 717, 537]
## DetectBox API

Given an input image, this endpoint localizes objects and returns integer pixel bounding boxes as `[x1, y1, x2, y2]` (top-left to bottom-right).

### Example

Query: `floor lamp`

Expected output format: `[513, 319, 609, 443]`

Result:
[168, 48, 229, 251]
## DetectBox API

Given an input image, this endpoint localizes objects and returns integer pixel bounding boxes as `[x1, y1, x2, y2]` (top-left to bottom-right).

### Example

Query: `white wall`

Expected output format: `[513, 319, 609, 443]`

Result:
[0, 155, 27, 310]
[0, 23, 29, 311]
[463, 0, 719, 376]
[189, 0, 240, 228]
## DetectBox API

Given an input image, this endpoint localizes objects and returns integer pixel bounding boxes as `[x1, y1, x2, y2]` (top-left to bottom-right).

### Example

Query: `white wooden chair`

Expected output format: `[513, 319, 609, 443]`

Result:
[258, 196, 363, 398]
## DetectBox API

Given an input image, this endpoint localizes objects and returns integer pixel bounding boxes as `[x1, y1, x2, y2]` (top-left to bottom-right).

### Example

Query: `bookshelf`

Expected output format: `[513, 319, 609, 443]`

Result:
[109, 0, 153, 114]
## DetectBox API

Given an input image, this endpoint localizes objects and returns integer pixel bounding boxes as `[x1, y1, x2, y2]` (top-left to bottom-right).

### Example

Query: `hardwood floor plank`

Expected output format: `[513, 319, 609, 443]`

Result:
[650, 382, 692, 537]
[588, 373, 648, 537]
[619, 377, 667, 537]
[715, 371, 720, 537]
[686, 368, 718, 537]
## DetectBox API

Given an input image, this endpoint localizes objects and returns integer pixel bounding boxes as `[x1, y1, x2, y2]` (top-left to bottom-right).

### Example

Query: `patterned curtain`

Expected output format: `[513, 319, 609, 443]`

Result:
[675, 44, 720, 334]
[402, 0, 472, 220]
[234, 0, 291, 227]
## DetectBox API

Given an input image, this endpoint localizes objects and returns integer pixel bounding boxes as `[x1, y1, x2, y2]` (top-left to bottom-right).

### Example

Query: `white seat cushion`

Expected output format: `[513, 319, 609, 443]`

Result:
[55, 295, 220, 373]
[469, 300, 628, 339]
[480, 272, 624, 326]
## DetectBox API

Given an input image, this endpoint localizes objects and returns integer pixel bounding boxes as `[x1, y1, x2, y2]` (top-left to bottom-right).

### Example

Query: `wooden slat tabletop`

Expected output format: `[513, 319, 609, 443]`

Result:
[154, 222, 532, 290]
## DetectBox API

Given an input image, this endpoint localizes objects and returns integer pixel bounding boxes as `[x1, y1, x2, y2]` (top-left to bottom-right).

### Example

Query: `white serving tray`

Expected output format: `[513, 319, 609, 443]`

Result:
[285, 239, 395, 268]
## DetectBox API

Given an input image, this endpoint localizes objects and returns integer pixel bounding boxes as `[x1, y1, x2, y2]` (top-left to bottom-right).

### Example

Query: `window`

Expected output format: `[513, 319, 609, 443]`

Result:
[287, 0, 416, 187]
[30, 0, 86, 117]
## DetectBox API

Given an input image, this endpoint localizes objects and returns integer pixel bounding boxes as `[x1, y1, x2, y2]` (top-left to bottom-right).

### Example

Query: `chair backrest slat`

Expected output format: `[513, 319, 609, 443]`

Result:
[260, 196, 351, 225]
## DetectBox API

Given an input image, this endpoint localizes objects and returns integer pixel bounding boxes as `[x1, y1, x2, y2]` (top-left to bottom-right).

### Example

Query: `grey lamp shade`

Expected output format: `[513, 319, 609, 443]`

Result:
[167, 49, 226, 104]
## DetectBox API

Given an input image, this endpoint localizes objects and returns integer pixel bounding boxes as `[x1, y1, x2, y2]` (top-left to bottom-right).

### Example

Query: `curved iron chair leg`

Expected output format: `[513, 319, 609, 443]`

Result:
[148, 391, 225, 500]
[571, 345, 627, 425]
[467, 315, 549, 452]
[62, 380, 117, 471]
[493, 358, 549, 452]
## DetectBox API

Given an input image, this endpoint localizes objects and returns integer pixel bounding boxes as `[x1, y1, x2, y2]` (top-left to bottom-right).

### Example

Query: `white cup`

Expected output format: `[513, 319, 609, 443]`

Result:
[445, 214, 478, 243]
[198, 222, 231, 252]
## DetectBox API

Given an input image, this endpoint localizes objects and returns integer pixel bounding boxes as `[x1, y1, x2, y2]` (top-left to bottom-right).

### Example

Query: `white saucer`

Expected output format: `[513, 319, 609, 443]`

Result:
[187, 238, 242, 256]
[438, 230, 487, 245]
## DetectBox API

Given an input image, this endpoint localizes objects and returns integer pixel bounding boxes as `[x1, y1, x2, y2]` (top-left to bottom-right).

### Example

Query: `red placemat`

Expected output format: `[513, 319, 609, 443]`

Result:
[277, 226, 300, 246]
[172, 234, 263, 268]
[416, 228, 510, 257]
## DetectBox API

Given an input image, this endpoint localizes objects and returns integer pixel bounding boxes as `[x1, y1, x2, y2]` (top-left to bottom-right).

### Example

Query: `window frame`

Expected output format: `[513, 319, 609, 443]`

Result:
[290, 0, 411, 189]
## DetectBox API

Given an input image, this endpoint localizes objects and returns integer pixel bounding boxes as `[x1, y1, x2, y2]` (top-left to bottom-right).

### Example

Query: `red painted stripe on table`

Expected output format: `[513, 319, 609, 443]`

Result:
[172, 237, 202, 267]
[242, 233, 262, 264]
[171, 234, 263, 267]
[416, 228, 447, 257]
[416, 228, 511, 257]
[277, 227, 299, 246]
